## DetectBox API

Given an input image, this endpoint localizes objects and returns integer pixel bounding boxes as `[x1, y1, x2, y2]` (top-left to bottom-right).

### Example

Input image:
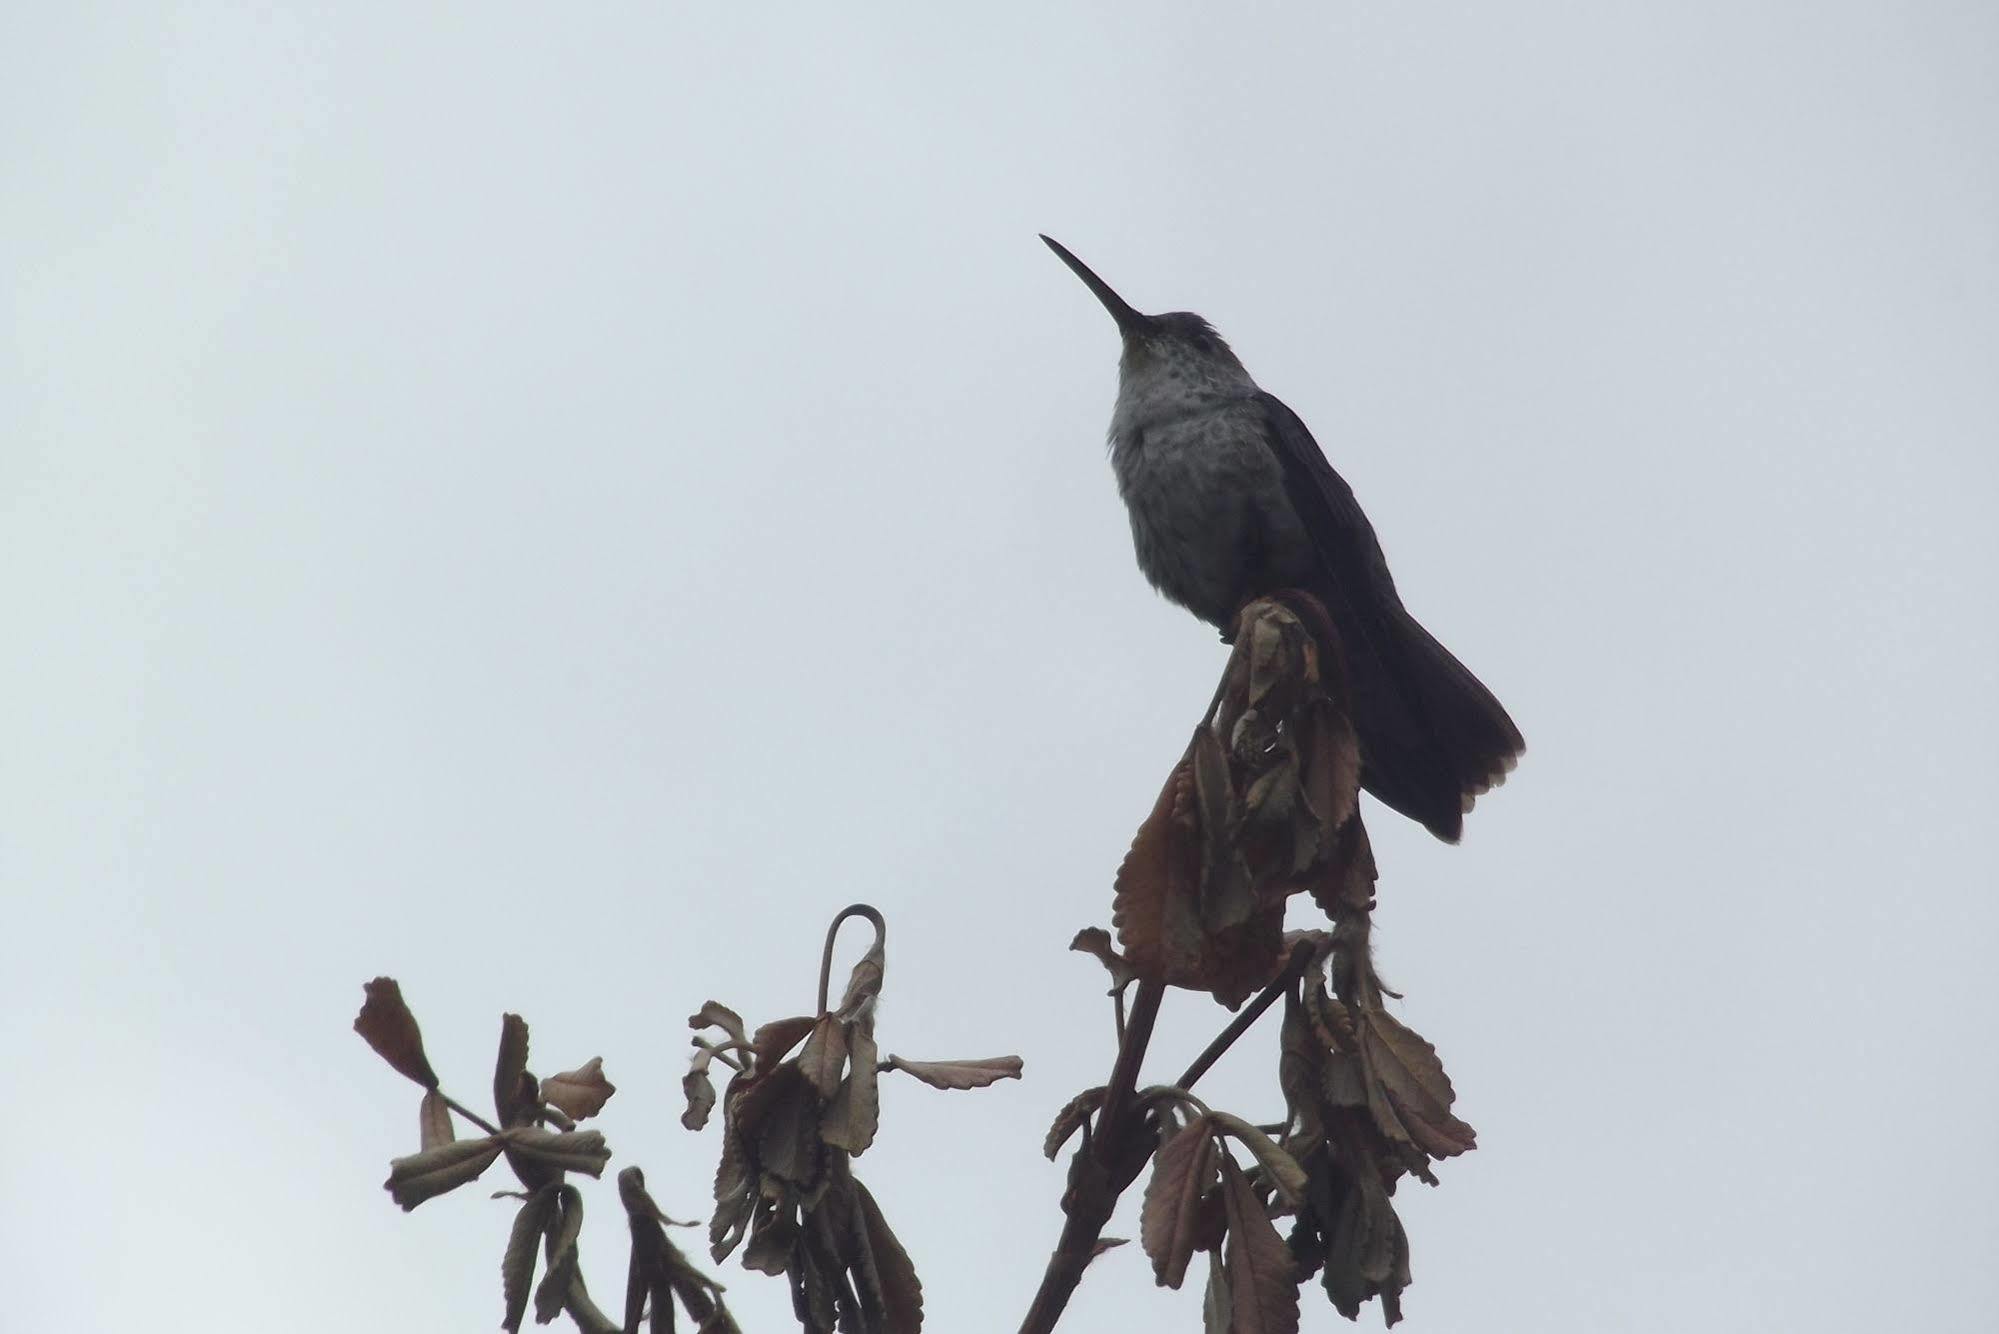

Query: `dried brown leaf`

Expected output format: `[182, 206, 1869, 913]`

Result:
[742, 1197, 797, 1276]
[854, 1179, 923, 1334]
[1309, 816, 1377, 923]
[1043, 1086, 1107, 1161]
[1191, 728, 1258, 932]
[835, 936, 886, 1019]
[535, 1184, 586, 1324]
[502, 1184, 556, 1332]
[795, 1015, 850, 1099]
[495, 1013, 533, 1127]
[1069, 927, 1136, 992]
[1321, 1166, 1410, 1322]
[1359, 1009, 1475, 1160]
[821, 1026, 880, 1155]
[622, 1167, 732, 1333]
[354, 977, 439, 1088]
[1203, 1248, 1232, 1334]
[1113, 753, 1205, 985]
[750, 1015, 818, 1070]
[502, 1126, 612, 1180]
[542, 1057, 617, 1122]
[882, 1054, 1023, 1091]
[688, 1001, 749, 1048]
[418, 1088, 454, 1151]
[682, 1061, 718, 1133]
[1141, 1115, 1219, 1290]
[709, 1125, 756, 1263]
[740, 1063, 822, 1190]
[1220, 1155, 1300, 1334]
[560, 1274, 624, 1334]
[1208, 1112, 1309, 1206]
[383, 1135, 504, 1211]
[622, 1190, 661, 1333]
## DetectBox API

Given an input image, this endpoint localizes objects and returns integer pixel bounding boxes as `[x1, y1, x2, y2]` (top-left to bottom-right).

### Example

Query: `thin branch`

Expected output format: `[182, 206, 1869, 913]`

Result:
[1092, 978, 1162, 1168]
[1174, 939, 1315, 1092]
[441, 1093, 502, 1138]
[1019, 978, 1165, 1334]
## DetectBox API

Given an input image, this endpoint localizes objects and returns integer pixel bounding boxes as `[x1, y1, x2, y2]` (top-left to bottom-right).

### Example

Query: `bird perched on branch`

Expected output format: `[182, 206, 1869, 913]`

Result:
[1041, 235, 1523, 842]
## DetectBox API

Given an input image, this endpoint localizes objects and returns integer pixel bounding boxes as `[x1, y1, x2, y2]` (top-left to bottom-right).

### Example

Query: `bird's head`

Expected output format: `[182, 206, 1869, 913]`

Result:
[1039, 235, 1248, 383]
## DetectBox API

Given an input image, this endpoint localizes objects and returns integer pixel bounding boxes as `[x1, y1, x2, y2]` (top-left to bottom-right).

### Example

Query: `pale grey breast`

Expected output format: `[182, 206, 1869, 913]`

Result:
[1109, 398, 1315, 628]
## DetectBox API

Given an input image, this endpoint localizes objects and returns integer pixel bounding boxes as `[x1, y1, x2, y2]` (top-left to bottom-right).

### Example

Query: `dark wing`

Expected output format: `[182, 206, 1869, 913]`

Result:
[1255, 392, 1523, 841]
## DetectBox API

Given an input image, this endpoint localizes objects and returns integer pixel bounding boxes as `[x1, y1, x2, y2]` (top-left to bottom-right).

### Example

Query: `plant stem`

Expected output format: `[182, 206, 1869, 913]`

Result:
[1174, 939, 1314, 1092]
[1018, 978, 1164, 1334]
[817, 903, 885, 1016]
[442, 1093, 502, 1137]
[1092, 978, 1161, 1167]
[1019, 942, 1314, 1334]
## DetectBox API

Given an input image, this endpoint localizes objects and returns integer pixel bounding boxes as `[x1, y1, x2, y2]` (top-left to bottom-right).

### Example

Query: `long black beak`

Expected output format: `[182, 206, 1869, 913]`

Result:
[1040, 235, 1146, 335]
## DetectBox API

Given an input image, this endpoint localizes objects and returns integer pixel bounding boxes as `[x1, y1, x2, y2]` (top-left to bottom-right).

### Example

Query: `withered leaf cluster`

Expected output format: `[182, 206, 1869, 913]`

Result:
[622, 1167, 738, 1334]
[1138, 1099, 1307, 1334]
[1113, 594, 1375, 1008]
[1275, 927, 1474, 1324]
[354, 978, 738, 1334]
[684, 905, 1022, 1334]
[1043, 593, 1476, 1331]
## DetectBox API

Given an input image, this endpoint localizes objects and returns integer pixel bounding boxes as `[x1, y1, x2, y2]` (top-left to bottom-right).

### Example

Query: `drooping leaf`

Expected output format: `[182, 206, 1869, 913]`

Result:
[795, 1015, 850, 1100]
[1319, 1163, 1411, 1323]
[542, 1057, 617, 1121]
[495, 1013, 533, 1127]
[834, 932, 886, 1019]
[853, 1179, 923, 1334]
[622, 1167, 733, 1334]
[535, 1184, 586, 1324]
[1359, 1009, 1475, 1158]
[1043, 1086, 1107, 1161]
[418, 1087, 455, 1151]
[682, 1050, 718, 1132]
[1141, 1115, 1220, 1290]
[1202, 1248, 1232, 1334]
[821, 1026, 880, 1154]
[882, 1054, 1023, 1091]
[624, 1188, 660, 1334]
[750, 1015, 818, 1071]
[1220, 1155, 1301, 1334]
[383, 1135, 504, 1211]
[1209, 1112, 1309, 1206]
[708, 1127, 756, 1263]
[502, 1126, 612, 1179]
[688, 1001, 749, 1048]
[1113, 753, 1205, 987]
[561, 1271, 625, 1334]
[736, 1063, 822, 1190]
[502, 1184, 557, 1332]
[353, 978, 439, 1088]
[1191, 727, 1256, 933]
[742, 1197, 798, 1276]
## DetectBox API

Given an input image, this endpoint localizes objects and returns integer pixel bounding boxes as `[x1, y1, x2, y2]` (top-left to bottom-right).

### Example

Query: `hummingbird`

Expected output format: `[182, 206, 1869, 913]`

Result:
[1041, 235, 1522, 842]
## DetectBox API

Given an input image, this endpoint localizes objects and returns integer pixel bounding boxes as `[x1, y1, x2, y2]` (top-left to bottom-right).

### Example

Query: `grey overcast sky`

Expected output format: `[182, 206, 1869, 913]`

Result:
[3, 3, 1995, 1331]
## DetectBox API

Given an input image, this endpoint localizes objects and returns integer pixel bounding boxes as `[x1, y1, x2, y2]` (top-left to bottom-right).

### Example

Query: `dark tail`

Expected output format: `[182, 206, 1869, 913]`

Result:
[1333, 604, 1524, 843]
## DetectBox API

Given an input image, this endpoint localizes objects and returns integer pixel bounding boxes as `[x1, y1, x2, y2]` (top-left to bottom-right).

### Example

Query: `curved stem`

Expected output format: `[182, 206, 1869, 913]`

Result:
[817, 903, 886, 1016]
